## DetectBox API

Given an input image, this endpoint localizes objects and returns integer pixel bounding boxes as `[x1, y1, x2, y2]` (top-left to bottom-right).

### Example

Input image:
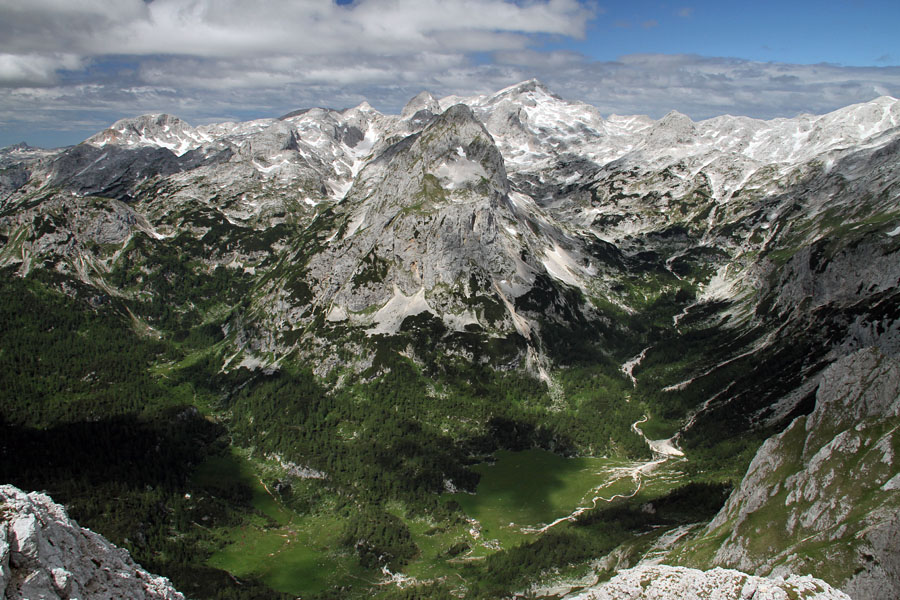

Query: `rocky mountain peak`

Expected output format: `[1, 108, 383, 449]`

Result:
[291, 101, 534, 343]
[2, 142, 36, 152]
[90, 113, 187, 139]
[85, 113, 205, 157]
[434, 102, 479, 125]
[491, 78, 558, 103]
[350, 100, 377, 115]
[643, 109, 698, 148]
[401, 90, 441, 119]
[411, 103, 509, 197]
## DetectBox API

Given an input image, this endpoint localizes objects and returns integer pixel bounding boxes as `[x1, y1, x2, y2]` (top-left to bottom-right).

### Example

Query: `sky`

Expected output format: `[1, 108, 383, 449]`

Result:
[1, 0, 899, 148]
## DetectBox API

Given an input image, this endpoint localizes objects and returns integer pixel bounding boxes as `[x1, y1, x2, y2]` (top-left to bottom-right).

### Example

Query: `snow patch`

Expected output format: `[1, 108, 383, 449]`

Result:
[633, 416, 685, 458]
[442, 309, 480, 331]
[347, 124, 377, 177]
[326, 305, 348, 322]
[343, 207, 367, 239]
[367, 286, 432, 336]
[700, 264, 739, 302]
[886, 224, 900, 237]
[882, 473, 900, 491]
[238, 354, 269, 370]
[662, 380, 692, 393]
[433, 157, 489, 191]
[648, 438, 685, 458]
[252, 158, 293, 174]
[493, 281, 532, 339]
[328, 178, 354, 200]
[541, 242, 588, 287]
[143, 225, 173, 240]
[621, 347, 650, 388]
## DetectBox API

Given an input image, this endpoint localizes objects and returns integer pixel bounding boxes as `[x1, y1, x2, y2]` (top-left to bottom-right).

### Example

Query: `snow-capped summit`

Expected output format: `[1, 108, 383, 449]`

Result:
[86, 113, 209, 157]
[643, 110, 698, 148]
[482, 78, 561, 105]
[401, 90, 441, 119]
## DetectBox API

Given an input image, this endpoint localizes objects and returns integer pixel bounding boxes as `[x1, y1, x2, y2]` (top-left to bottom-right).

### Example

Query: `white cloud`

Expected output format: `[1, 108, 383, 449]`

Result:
[0, 1, 149, 54]
[539, 55, 900, 119]
[0, 53, 85, 86]
[493, 49, 585, 68]
[0, 0, 592, 58]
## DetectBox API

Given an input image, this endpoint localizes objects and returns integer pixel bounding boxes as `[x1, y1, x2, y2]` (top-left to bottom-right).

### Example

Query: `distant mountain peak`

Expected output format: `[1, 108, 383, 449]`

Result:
[84, 113, 204, 157]
[497, 78, 554, 96]
[401, 90, 441, 119]
[5, 141, 36, 151]
[643, 109, 699, 147]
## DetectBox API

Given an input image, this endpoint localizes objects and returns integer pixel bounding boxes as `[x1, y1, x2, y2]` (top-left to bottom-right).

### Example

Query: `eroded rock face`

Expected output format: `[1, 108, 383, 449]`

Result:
[0, 485, 184, 600]
[569, 565, 849, 600]
[692, 348, 900, 598]
[304, 104, 518, 311]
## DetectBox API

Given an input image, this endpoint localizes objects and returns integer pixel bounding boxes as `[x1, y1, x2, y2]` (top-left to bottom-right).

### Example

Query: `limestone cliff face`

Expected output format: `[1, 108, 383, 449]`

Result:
[307, 103, 514, 302]
[303, 104, 526, 327]
[680, 348, 900, 598]
[0, 485, 183, 600]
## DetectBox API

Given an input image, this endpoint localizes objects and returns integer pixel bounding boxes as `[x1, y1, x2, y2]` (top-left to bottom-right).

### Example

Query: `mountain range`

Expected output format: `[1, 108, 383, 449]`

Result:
[1, 80, 898, 599]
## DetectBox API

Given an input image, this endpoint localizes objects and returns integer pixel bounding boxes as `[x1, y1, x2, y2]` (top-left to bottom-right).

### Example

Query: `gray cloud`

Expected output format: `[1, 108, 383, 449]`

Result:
[545, 55, 900, 120]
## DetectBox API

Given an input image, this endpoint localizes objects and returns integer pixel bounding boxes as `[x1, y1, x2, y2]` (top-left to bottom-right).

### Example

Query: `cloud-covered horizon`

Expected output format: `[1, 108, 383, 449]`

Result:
[1, 0, 898, 147]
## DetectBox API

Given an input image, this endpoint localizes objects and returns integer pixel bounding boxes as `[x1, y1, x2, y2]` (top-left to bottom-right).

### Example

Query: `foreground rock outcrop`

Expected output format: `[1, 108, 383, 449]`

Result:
[678, 348, 900, 598]
[569, 565, 849, 600]
[0, 484, 183, 600]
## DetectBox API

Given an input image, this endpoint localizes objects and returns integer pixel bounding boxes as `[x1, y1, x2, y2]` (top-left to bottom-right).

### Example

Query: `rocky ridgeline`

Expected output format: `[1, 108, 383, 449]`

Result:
[0, 485, 183, 600]
[569, 565, 849, 600]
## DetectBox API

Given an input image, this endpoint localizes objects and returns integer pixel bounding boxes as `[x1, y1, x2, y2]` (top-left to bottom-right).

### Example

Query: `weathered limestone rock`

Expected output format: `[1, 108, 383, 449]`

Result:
[0, 485, 184, 600]
[694, 348, 900, 598]
[568, 565, 849, 600]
